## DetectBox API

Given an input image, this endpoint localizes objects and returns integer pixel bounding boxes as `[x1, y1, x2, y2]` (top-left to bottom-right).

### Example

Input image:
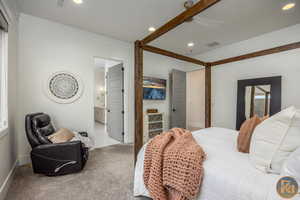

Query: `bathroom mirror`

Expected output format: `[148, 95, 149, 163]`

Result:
[236, 76, 282, 130]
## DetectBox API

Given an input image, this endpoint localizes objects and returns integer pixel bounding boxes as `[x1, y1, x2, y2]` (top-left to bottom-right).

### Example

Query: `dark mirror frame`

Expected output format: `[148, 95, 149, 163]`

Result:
[236, 76, 282, 130]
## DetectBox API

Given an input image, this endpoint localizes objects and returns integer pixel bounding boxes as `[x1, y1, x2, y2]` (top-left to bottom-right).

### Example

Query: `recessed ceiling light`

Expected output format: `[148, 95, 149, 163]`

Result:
[187, 42, 194, 47]
[73, 0, 83, 4]
[148, 27, 156, 32]
[282, 3, 295, 10]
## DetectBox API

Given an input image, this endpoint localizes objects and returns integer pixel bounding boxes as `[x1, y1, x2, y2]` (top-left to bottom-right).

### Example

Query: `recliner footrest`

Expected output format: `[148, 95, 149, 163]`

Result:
[31, 152, 81, 176]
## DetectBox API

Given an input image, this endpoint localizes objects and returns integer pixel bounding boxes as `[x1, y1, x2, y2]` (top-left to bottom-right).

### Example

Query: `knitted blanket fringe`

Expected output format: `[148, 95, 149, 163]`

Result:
[143, 128, 206, 200]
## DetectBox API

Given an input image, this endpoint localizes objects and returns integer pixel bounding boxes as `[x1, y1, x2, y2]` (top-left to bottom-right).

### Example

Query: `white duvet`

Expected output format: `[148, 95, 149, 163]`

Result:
[134, 127, 296, 200]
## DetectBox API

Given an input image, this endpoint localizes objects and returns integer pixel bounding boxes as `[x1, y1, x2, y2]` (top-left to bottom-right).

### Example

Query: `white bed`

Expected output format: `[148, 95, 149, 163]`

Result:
[134, 127, 289, 200]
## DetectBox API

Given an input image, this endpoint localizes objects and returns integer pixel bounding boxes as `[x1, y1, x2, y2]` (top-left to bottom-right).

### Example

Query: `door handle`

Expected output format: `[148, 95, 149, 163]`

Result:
[172, 108, 176, 112]
[107, 109, 110, 112]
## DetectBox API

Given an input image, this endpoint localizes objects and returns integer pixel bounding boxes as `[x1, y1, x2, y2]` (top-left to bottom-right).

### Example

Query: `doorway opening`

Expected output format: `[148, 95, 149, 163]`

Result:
[142, 66, 205, 144]
[170, 68, 205, 131]
[186, 69, 206, 131]
[93, 57, 124, 148]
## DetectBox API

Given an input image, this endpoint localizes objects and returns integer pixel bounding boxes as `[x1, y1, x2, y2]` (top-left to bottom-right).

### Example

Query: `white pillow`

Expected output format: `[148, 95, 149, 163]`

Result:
[249, 106, 300, 174]
[281, 147, 300, 184]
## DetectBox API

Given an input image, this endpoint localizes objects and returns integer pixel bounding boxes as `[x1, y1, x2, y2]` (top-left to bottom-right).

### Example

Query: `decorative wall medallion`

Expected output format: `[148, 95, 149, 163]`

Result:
[45, 71, 84, 104]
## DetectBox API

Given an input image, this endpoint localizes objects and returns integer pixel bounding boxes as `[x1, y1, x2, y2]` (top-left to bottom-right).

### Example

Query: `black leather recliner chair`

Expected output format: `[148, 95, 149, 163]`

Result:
[25, 113, 89, 176]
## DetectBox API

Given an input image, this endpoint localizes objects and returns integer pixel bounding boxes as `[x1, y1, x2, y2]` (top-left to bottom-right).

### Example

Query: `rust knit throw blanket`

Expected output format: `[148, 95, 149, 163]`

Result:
[144, 128, 206, 200]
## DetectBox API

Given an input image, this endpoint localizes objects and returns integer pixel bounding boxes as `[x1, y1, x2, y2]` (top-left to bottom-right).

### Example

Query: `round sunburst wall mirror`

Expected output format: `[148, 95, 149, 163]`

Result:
[44, 71, 84, 104]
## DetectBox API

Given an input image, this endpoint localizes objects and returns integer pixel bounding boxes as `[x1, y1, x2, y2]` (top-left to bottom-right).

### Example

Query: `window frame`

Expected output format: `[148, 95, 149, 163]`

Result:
[0, 30, 8, 137]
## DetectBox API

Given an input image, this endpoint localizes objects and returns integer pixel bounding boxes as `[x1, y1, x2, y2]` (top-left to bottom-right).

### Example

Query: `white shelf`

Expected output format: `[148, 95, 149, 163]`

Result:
[148, 120, 163, 124]
[143, 112, 164, 143]
[149, 128, 163, 132]
[146, 113, 163, 115]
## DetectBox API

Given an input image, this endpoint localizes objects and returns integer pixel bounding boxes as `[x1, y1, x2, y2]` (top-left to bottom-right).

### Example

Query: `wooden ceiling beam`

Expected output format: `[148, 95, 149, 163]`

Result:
[209, 42, 300, 66]
[142, 45, 207, 66]
[141, 0, 220, 45]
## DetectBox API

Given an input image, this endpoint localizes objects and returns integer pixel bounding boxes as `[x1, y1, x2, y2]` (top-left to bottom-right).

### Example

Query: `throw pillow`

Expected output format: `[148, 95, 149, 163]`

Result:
[261, 115, 269, 121]
[48, 128, 75, 143]
[249, 106, 300, 174]
[237, 115, 261, 153]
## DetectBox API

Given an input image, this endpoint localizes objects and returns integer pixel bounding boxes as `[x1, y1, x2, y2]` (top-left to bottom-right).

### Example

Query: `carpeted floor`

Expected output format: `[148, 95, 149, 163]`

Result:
[6, 144, 149, 200]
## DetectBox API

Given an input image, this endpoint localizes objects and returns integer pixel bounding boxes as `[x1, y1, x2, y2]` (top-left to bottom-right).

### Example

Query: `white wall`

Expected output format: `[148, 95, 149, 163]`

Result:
[196, 24, 300, 129]
[0, 0, 18, 199]
[17, 14, 135, 164]
[16, 14, 200, 164]
[186, 69, 205, 129]
[143, 51, 200, 130]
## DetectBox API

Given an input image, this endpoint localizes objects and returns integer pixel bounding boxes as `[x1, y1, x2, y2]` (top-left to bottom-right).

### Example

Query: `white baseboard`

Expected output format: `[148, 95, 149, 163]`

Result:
[0, 160, 17, 200]
[18, 155, 30, 166]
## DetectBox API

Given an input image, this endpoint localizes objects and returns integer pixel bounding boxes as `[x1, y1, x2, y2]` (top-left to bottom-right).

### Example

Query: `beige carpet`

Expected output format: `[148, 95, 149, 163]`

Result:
[6, 144, 149, 200]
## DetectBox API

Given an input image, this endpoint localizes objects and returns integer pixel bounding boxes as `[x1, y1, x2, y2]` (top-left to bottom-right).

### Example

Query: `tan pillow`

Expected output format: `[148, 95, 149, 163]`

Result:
[237, 115, 261, 153]
[261, 115, 269, 121]
[48, 128, 75, 143]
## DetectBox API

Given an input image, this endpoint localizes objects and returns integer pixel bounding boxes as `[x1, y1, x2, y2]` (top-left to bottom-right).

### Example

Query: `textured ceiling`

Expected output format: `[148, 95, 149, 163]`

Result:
[18, 0, 300, 55]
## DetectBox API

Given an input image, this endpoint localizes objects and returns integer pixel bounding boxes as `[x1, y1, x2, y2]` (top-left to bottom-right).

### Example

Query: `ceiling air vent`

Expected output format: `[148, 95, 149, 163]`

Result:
[57, 0, 64, 7]
[207, 42, 220, 47]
